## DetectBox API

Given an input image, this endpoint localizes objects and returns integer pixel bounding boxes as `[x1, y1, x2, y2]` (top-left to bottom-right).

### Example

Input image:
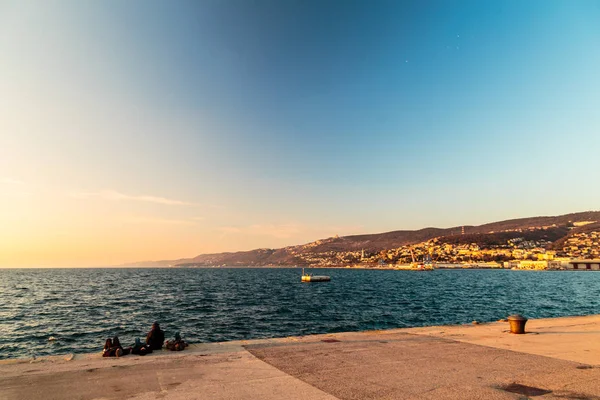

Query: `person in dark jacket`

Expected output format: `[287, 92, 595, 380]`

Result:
[131, 337, 152, 356]
[146, 322, 165, 350]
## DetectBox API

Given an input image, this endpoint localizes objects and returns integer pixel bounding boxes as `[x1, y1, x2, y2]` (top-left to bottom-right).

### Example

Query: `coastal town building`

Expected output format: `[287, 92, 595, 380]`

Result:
[504, 260, 563, 270]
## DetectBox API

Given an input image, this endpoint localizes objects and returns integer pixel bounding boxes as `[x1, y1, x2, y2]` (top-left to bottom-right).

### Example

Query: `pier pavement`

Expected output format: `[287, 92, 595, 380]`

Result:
[2, 315, 600, 399]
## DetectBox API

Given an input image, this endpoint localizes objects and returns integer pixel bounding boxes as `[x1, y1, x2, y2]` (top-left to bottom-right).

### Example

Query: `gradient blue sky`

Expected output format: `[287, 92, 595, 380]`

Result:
[1, 1, 599, 266]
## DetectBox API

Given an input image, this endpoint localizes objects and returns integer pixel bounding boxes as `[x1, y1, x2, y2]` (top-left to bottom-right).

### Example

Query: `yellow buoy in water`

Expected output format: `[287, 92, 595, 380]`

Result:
[301, 268, 331, 282]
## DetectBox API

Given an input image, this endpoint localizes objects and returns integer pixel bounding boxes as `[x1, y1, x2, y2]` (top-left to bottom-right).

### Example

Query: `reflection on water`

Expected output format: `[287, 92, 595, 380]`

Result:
[1, 268, 599, 359]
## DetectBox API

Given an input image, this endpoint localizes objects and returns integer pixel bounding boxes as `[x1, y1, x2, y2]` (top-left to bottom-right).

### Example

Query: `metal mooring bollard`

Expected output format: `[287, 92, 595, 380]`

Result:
[507, 314, 528, 334]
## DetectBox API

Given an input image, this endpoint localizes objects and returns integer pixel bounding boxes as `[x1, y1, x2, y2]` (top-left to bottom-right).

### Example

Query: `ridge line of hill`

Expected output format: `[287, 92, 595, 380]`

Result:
[125, 211, 600, 267]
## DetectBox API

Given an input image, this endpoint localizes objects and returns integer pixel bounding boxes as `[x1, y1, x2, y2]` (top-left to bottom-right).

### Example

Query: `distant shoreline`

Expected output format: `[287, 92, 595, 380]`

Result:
[0, 264, 590, 270]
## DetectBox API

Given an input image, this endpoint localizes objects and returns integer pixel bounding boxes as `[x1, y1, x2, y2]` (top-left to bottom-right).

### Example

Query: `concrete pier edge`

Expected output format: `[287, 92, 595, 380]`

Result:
[2, 314, 600, 399]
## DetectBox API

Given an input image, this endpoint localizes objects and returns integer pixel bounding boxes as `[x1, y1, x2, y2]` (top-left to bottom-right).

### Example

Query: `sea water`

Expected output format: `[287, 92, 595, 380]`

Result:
[1, 268, 599, 360]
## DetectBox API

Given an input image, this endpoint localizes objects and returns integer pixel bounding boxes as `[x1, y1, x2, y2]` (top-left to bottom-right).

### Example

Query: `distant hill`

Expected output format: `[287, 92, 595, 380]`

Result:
[129, 211, 600, 267]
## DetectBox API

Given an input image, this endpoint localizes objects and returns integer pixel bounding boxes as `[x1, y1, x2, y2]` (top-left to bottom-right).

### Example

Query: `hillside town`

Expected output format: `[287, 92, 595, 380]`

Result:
[288, 225, 600, 271]
[169, 213, 600, 270]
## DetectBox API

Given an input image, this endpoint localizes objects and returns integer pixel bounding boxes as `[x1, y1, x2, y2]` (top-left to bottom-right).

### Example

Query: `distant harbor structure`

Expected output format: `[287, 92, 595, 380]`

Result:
[568, 260, 600, 270]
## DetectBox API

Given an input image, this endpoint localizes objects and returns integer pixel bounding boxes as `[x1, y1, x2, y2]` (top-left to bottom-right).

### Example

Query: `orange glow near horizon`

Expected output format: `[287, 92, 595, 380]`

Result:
[0, 183, 366, 267]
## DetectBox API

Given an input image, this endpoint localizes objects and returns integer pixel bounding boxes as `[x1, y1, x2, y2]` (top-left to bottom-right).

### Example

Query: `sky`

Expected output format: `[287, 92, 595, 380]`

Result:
[1, 0, 599, 267]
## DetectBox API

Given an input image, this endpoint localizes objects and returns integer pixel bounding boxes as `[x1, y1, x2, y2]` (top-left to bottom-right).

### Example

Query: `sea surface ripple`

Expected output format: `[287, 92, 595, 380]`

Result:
[1, 268, 600, 360]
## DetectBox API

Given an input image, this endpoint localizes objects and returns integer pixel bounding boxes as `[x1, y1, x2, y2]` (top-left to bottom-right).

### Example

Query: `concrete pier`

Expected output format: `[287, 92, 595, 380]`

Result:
[3, 315, 600, 399]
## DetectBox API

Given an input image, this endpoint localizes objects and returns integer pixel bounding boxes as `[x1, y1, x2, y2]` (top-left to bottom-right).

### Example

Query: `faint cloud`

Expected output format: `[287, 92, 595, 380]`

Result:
[71, 189, 198, 206]
[0, 177, 31, 195]
[192, 216, 206, 221]
[0, 177, 26, 185]
[218, 226, 243, 234]
[125, 217, 195, 225]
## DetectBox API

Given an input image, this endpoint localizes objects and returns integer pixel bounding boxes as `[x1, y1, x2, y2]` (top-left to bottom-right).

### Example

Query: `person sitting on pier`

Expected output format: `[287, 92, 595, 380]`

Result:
[102, 336, 131, 357]
[146, 322, 165, 350]
[102, 338, 114, 357]
[131, 337, 152, 356]
[112, 336, 132, 356]
[165, 332, 188, 351]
